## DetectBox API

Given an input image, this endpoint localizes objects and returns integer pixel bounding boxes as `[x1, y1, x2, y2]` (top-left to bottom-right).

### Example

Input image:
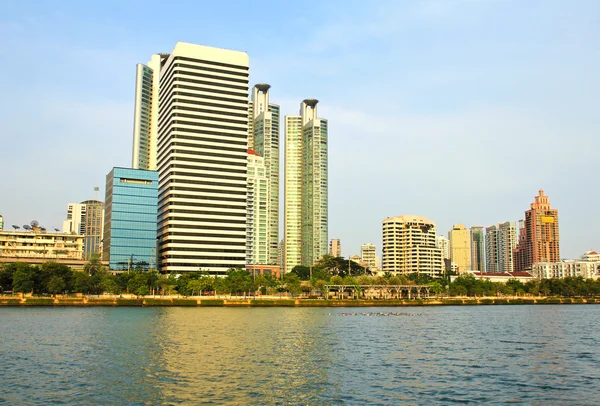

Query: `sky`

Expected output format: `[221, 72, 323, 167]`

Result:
[1, 0, 599, 259]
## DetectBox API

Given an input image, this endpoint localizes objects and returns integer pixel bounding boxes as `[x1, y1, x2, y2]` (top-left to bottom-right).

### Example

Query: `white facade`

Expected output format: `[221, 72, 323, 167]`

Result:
[582, 251, 600, 261]
[284, 99, 328, 271]
[246, 151, 268, 265]
[435, 235, 450, 259]
[153, 42, 249, 275]
[382, 215, 444, 277]
[132, 54, 165, 170]
[532, 260, 600, 280]
[361, 243, 377, 270]
[248, 84, 280, 265]
[0, 230, 84, 260]
[62, 201, 104, 259]
[485, 222, 517, 273]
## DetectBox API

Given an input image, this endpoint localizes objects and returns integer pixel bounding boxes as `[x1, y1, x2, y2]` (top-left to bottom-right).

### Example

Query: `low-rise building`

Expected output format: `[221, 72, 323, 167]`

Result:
[451, 271, 533, 283]
[531, 260, 600, 280]
[0, 229, 84, 260]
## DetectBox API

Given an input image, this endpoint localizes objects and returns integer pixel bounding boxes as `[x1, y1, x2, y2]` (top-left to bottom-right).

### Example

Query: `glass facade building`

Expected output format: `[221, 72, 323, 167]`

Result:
[103, 168, 158, 271]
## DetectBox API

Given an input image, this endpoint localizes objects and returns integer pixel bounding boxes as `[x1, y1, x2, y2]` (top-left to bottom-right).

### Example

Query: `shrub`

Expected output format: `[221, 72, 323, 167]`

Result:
[144, 299, 172, 306]
[478, 299, 494, 305]
[200, 299, 224, 306]
[172, 299, 197, 306]
[24, 298, 55, 306]
[116, 299, 142, 306]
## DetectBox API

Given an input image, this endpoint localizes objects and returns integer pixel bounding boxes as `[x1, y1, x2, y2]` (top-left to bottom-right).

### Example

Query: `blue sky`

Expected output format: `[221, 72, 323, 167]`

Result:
[1, 0, 599, 259]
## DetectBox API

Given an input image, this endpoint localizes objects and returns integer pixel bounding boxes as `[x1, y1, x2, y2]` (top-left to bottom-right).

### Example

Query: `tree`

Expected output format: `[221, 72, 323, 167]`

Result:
[282, 273, 301, 296]
[12, 265, 37, 293]
[291, 265, 311, 280]
[84, 254, 106, 276]
[429, 281, 443, 296]
[47, 276, 66, 295]
[72, 272, 92, 293]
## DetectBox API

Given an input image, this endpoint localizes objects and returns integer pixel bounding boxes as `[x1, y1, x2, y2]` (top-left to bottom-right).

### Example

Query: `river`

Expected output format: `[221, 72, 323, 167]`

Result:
[1, 305, 599, 405]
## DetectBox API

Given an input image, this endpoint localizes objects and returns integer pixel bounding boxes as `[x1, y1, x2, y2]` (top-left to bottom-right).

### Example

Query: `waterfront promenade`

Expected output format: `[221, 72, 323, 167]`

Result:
[0, 294, 597, 307]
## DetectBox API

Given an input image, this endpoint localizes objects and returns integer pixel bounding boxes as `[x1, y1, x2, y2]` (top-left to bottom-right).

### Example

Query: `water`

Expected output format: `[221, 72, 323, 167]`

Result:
[1, 305, 599, 405]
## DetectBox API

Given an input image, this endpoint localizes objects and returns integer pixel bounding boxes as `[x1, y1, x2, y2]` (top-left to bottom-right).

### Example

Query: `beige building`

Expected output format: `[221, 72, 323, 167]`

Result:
[485, 222, 517, 273]
[448, 224, 471, 273]
[532, 260, 600, 280]
[382, 215, 444, 277]
[330, 239, 342, 257]
[0, 229, 84, 260]
[361, 243, 378, 270]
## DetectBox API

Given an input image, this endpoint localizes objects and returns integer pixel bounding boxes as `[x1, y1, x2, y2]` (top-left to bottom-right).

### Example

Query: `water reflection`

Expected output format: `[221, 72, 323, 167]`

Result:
[1, 306, 600, 405]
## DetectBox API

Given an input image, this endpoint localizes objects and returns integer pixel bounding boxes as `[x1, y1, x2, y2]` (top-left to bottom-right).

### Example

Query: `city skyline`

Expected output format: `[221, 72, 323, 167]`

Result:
[2, 0, 599, 259]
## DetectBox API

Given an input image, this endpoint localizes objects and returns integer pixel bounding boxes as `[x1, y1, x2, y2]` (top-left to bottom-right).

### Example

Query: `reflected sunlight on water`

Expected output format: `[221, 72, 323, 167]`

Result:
[1, 306, 599, 405]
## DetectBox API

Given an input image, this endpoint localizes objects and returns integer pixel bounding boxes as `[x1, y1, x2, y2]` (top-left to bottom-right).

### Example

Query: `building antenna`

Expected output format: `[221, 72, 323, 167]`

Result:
[94, 186, 99, 201]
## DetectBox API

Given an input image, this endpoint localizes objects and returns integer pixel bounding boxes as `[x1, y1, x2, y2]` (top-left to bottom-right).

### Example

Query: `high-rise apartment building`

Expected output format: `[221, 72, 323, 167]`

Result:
[0, 215, 3, 230]
[284, 99, 328, 271]
[132, 54, 167, 171]
[134, 42, 250, 275]
[382, 215, 443, 277]
[246, 150, 268, 265]
[470, 226, 485, 271]
[361, 243, 377, 270]
[62, 200, 104, 259]
[448, 224, 471, 273]
[248, 84, 280, 265]
[485, 221, 517, 273]
[435, 235, 450, 260]
[513, 190, 560, 273]
[330, 239, 342, 257]
[103, 168, 158, 271]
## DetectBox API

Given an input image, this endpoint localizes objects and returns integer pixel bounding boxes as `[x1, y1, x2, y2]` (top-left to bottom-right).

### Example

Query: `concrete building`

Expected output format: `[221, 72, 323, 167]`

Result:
[485, 222, 517, 273]
[361, 243, 377, 270]
[0, 229, 84, 260]
[435, 235, 450, 260]
[0, 215, 3, 231]
[248, 84, 280, 265]
[582, 251, 600, 261]
[470, 226, 485, 272]
[450, 271, 533, 284]
[330, 239, 342, 257]
[532, 260, 600, 280]
[62, 200, 104, 260]
[136, 43, 250, 275]
[284, 99, 328, 271]
[246, 150, 268, 265]
[448, 224, 471, 273]
[103, 168, 159, 271]
[132, 54, 167, 171]
[513, 190, 560, 273]
[381, 215, 444, 277]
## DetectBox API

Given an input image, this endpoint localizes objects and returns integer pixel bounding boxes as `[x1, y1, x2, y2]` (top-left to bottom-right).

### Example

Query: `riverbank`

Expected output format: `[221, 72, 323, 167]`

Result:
[0, 296, 598, 306]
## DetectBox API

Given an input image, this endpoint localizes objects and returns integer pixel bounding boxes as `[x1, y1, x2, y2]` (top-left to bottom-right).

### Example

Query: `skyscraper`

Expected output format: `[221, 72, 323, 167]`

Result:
[103, 168, 158, 271]
[485, 222, 517, 273]
[246, 150, 268, 265]
[448, 224, 471, 273]
[470, 226, 485, 271]
[513, 190, 560, 273]
[135, 42, 249, 275]
[284, 99, 328, 271]
[132, 54, 167, 171]
[248, 84, 280, 265]
[381, 215, 444, 277]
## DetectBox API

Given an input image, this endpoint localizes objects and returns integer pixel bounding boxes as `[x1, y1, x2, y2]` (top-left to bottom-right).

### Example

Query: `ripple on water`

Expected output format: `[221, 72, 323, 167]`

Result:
[1, 306, 600, 404]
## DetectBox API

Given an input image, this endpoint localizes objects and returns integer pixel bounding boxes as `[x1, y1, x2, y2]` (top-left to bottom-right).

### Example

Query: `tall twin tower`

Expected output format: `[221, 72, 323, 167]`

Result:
[131, 42, 328, 275]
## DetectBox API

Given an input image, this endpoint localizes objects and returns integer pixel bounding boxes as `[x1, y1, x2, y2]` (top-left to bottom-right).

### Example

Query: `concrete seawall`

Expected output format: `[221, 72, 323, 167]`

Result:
[0, 297, 598, 307]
